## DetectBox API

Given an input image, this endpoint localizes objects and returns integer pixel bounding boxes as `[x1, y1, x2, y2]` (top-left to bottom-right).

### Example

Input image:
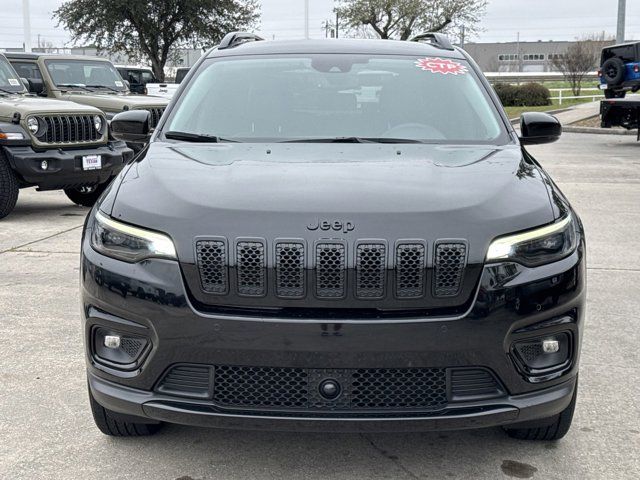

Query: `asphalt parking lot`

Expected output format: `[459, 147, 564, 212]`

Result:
[1, 132, 639, 479]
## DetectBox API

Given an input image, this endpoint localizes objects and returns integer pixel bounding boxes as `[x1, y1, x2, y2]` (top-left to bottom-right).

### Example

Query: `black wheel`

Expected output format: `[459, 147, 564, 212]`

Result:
[504, 379, 578, 441]
[602, 58, 625, 86]
[88, 384, 162, 436]
[0, 151, 19, 219]
[64, 182, 108, 207]
[604, 89, 626, 99]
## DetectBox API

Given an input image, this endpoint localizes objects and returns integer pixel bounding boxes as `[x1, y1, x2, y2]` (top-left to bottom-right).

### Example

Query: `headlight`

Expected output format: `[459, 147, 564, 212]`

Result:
[91, 211, 177, 263]
[486, 214, 578, 267]
[93, 115, 104, 133]
[27, 117, 39, 135]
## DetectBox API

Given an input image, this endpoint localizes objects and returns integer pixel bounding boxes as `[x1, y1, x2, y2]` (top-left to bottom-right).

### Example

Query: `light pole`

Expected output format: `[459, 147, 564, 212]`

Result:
[22, 0, 32, 52]
[616, 0, 626, 44]
[304, 0, 309, 39]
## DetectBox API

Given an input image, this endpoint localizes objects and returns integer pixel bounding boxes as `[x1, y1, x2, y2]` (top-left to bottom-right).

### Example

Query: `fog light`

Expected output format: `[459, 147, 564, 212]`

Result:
[93, 327, 149, 368]
[513, 332, 571, 372]
[41, 160, 48, 170]
[104, 335, 121, 349]
[542, 338, 560, 353]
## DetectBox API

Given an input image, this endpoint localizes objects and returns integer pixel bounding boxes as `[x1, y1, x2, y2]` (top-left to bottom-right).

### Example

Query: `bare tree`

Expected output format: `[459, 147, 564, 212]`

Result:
[335, 0, 487, 41]
[551, 33, 612, 96]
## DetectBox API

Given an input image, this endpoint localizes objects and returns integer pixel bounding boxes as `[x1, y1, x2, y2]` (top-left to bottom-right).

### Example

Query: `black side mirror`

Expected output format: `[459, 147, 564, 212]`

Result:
[27, 78, 45, 96]
[519, 112, 562, 145]
[111, 110, 151, 144]
[123, 79, 131, 91]
[20, 77, 29, 90]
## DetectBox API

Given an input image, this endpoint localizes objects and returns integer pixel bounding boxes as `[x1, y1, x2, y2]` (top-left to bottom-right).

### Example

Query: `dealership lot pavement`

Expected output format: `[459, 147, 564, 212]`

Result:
[0, 132, 639, 479]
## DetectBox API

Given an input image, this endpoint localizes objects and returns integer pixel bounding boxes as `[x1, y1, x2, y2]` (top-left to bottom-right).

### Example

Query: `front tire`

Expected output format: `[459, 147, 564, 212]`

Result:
[89, 384, 162, 436]
[64, 183, 108, 207]
[0, 152, 19, 219]
[503, 379, 577, 441]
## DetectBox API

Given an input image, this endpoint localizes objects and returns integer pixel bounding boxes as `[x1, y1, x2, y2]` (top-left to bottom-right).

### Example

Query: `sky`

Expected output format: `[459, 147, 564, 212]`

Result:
[1, 0, 639, 48]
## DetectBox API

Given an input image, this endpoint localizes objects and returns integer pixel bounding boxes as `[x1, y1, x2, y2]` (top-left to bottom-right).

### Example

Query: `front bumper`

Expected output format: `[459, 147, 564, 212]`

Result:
[81, 224, 586, 432]
[3, 141, 134, 189]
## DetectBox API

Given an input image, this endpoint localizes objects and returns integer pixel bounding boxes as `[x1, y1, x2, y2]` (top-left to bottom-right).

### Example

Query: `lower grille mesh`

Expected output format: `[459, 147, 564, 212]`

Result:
[212, 365, 447, 412]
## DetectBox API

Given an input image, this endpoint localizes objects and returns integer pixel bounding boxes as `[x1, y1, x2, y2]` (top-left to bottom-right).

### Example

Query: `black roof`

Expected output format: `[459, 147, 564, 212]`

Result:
[207, 38, 465, 59]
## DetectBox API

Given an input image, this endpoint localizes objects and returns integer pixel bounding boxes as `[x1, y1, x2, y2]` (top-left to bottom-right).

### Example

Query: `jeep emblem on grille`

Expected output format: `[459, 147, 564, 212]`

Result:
[307, 219, 355, 233]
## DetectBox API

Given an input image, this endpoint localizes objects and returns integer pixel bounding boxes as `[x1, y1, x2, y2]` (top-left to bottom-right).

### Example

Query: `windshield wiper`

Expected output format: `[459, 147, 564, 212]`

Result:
[86, 84, 121, 93]
[57, 83, 92, 92]
[164, 131, 238, 143]
[281, 137, 425, 144]
[0, 87, 18, 95]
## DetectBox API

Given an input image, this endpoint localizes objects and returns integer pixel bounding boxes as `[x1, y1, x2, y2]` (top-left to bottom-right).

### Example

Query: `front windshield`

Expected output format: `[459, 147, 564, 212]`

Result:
[0, 56, 26, 93]
[45, 59, 127, 91]
[166, 54, 505, 143]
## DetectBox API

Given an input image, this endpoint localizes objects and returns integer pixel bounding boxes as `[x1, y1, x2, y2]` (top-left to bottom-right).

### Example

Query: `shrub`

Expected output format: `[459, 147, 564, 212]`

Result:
[493, 82, 551, 107]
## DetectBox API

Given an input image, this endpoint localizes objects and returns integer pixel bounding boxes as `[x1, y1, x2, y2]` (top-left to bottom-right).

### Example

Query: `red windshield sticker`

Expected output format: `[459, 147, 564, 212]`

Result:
[415, 57, 468, 75]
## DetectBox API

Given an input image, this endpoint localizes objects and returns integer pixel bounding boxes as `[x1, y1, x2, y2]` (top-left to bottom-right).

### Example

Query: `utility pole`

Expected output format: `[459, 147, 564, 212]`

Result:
[304, 0, 309, 39]
[516, 31, 521, 73]
[335, 11, 339, 39]
[460, 25, 465, 49]
[616, 0, 626, 43]
[22, 0, 32, 53]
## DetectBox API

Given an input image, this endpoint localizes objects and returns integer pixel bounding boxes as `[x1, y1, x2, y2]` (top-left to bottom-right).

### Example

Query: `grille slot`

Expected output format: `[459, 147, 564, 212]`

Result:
[275, 242, 305, 298]
[41, 115, 101, 144]
[434, 242, 467, 297]
[315, 242, 346, 298]
[211, 365, 448, 412]
[395, 243, 426, 298]
[356, 243, 386, 298]
[157, 365, 212, 399]
[196, 240, 228, 294]
[236, 241, 266, 296]
[449, 368, 503, 400]
[144, 107, 165, 128]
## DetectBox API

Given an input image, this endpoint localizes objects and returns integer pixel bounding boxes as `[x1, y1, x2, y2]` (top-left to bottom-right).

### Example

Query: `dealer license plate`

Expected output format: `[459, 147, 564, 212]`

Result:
[82, 154, 102, 171]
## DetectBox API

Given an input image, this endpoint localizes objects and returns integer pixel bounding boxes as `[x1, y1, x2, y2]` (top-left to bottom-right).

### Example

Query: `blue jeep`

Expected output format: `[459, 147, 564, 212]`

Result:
[599, 42, 640, 98]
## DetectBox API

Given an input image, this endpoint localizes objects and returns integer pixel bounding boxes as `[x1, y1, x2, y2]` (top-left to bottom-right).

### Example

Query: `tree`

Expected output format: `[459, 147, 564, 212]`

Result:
[55, 0, 259, 81]
[335, 0, 487, 41]
[551, 33, 612, 96]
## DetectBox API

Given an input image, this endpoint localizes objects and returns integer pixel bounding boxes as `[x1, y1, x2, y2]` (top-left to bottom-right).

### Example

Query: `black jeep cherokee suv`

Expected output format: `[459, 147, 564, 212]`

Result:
[81, 33, 585, 440]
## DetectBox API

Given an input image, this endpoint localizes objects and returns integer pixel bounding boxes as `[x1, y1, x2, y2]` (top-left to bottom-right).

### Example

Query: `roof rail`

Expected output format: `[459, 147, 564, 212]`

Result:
[410, 32, 454, 51]
[218, 31, 264, 50]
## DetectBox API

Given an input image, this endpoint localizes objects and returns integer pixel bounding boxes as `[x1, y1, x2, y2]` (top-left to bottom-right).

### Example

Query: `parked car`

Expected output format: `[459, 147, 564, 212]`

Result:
[6, 53, 168, 148]
[83, 33, 585, 440]
[598, 41, 640, 98]
[116, 65, 159, 94]
[146, 68, 191, 99]
[0, 53, 133, 219]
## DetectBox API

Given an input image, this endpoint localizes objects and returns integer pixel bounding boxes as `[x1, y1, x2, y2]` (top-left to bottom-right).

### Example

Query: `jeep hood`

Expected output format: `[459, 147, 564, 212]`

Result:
[0, 94, 101, 119]
[59, 92, 168, 111]
[106, 142, 556, 265]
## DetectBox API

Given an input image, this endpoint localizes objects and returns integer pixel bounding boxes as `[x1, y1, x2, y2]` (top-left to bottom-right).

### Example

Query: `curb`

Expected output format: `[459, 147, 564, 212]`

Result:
[562, 126, 637, 136]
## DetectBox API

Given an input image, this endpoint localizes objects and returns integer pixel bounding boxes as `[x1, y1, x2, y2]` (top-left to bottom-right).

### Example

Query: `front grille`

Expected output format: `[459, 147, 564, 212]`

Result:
[194, 238, 469, 302]
[144, 107, 165, 128]
[434, 242, 467, 297]
[40, 115, 102, 144]
[212, 365, 447, 412]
